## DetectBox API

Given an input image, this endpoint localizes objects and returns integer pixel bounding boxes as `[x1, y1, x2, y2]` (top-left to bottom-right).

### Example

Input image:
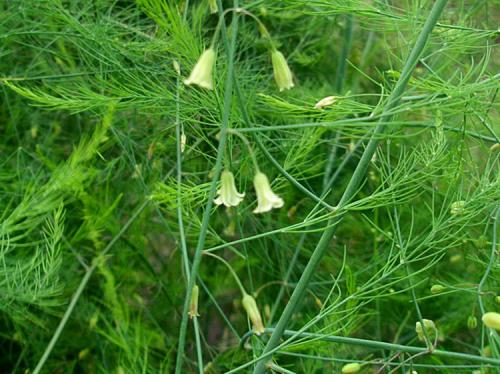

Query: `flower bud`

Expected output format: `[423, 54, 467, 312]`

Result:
[181, 132, 187, 153]
[341, 363, 361, 373]
[415, 319, 436, 342]
[483, 345, 491, 357]
[78, 348, 90, 360]
[430, 284, 446, 294]
[188, 285, 200, 319]
[314, 95, 337, 109]
[253, 172, 284, 213]
[271, 50, 294, 92]
[242, 294, 265, 335]
[450, 200, 466, 216]
[184, 48, 216, 90]
[482, 312, 500, 330]
[490, 143, 500, 153]
[467, 315, 477, 329]
[89, 312, 99, 329]
[223, 220, 236, 237]
[474, 235, 488, 249]
[214, 170, 245, 207]
[208, 0, 218, 13]
[173, 60, 181, 75]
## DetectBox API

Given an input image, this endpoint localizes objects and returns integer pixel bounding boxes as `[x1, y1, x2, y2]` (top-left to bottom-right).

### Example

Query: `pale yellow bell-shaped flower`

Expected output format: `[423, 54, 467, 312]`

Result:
[253, 172, 284, 213]
[184, 48, 216, 90]
[271, 50, 294, 92]
[242, 293, 265, 335]
[482, 312, 500, 330]
[214, 170, 245, 207]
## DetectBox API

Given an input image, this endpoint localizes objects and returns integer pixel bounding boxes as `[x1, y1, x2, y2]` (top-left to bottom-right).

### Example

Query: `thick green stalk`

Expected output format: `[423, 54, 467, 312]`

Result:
[267, 138, 364, 324]
[173, 10, 239, 374]
[253, 1, 449, 372]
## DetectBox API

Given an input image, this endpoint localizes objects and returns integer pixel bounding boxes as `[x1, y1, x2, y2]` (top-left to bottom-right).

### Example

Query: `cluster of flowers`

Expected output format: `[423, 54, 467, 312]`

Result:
[184, 45, 294, 92]
[214, 170, 283, 213]
[182, 11, 293, 214]
[182, 9, 292, 337]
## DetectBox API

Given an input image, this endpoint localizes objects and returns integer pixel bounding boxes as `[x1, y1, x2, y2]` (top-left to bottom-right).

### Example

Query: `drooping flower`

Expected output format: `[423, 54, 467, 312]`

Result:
[214, 170, 245, 207]
[253, 172, 284, 213]
[242, 293, 265, 335]
[482, 312, 500, 330]
[184, 48, 216, 90]
[270, 50, 294, 92]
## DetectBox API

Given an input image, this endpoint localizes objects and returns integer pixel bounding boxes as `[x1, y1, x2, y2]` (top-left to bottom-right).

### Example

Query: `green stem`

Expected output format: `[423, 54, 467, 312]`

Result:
[173, 8, 239, 374]
[238, 328, 500, 368]
[384, 139, 433, 350]
[232, 8, 273, 42]
[175, 62, 205, 372]
[477, 206, 499, 315]
[210, 8, 238, 48]
[227, 128, 260, 172]
[323, 13, 354, 193]
[322, 131, 340, 192]
[193, 317, 204, 374]
[236, 118, 497, 143]
[256, 135, 336, 211]
[334, 14, 354, 93]
[252, 1, 449, 372]
[203, 251, 247, 296]
[267, 138, 364, 324]
[175, 66, 191, 282]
